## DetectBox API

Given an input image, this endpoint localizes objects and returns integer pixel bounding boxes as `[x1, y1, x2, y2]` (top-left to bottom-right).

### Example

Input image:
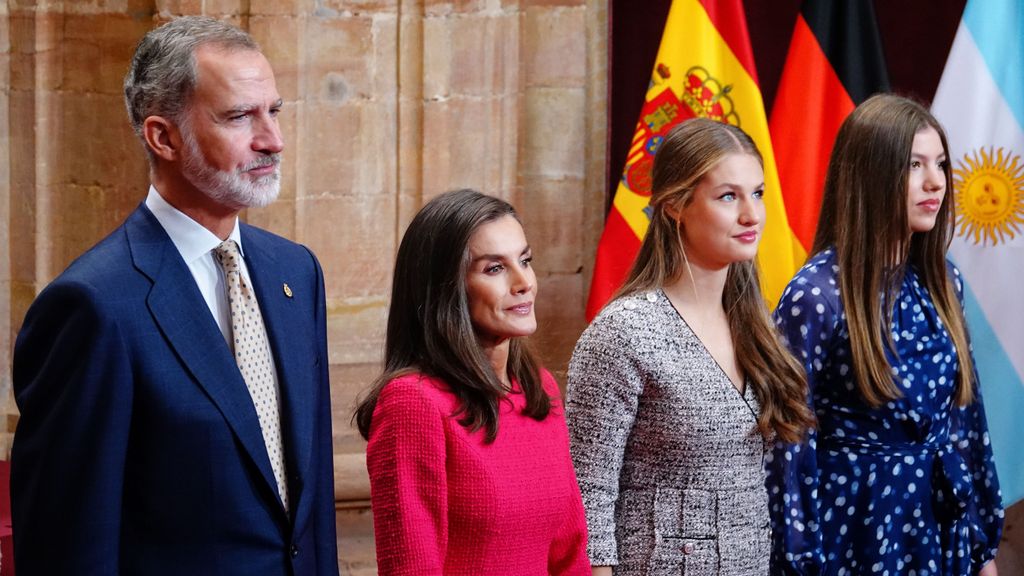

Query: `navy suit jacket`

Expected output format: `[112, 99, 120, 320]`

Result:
[11, 204, 339, 575]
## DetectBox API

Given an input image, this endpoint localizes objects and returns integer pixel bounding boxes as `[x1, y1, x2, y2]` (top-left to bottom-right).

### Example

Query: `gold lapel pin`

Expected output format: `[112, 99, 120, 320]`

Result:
[283, 283, 293, 298]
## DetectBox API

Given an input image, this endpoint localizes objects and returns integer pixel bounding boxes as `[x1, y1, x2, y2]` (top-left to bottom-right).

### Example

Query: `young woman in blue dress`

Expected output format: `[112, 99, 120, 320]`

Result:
[768, 93, 1004, 575]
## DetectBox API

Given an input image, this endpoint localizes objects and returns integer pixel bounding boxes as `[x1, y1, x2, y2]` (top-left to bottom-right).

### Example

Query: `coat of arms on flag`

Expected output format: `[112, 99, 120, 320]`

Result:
[587, 0, 800, 320]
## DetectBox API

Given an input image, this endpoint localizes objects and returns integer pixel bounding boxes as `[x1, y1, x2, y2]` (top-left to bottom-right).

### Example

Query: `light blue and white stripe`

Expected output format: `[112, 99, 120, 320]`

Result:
[932, 0, 1024, 506]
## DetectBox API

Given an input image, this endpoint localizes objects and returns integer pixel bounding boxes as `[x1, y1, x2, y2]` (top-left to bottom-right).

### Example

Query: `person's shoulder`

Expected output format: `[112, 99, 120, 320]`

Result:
[22, 236, 140, 338]
[578, 290, 677, 353]
[538, 367, 562, 397]
[776, 249, 843, 325]
[794, 248, 838, 283]
[239, 222, 309, 251]
[45, 223, 140, 298]
[944, 257, 964, 295]
[240, 222, 294, 245]
[377, 373, 455, 413]
[588, 291, 666, 333]
[780, 250, 839, 299]
[241, 223, 320, 267]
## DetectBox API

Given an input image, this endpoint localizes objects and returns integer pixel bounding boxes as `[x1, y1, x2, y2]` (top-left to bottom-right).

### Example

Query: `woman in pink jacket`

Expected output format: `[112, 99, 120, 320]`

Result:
[355, 189, 589, 575]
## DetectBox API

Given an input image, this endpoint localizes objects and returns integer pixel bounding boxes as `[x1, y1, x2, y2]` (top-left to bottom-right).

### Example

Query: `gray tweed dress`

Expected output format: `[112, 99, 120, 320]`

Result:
[566, 290, 771, 575]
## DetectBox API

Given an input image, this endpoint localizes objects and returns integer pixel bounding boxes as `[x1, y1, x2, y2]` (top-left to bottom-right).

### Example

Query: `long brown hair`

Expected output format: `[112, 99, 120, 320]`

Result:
[812, 93, 974, 407]
[619, 118, 815, 443]
[354, 189, 551, 443]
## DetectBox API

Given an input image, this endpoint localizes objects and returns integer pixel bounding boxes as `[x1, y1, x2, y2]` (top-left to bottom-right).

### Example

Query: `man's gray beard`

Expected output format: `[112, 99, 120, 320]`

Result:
[180, 128, 282, 210]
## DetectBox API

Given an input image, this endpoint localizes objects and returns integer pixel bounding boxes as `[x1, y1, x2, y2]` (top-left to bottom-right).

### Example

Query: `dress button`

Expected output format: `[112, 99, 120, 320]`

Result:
[646, 291, 658, 302]
[290, 544, 299, 558]
[682, 542, 694, 555]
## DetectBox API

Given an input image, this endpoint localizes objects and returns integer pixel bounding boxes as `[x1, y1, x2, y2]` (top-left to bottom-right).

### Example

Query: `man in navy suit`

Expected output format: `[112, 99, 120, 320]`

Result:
[10, 16, 338, 575]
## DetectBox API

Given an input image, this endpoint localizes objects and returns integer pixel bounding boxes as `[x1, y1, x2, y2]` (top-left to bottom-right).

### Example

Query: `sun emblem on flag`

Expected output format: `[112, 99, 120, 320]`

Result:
[952, 147, 1024, 245]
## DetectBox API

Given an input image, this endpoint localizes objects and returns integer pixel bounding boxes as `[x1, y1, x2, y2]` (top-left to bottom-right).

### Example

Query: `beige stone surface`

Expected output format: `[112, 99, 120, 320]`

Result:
[304, 15, 376, 104]
[520, 86, 587, 180]
[1, 1, 12, 455]
[250, 0, 316, 16]
[523, 5, 586, 88]
[62, 13, 149, 94]
[155, 0, 206, 16]
[335, 505, 377, 575]
[423, 0, 488, 16]
[319, 0, 398, 13]
[581, 0, 608, 297]
[517, 175, 586, 273]
[532, 272, 588, 382]
[421, 95, 520, 194]
[249, 14, 304, 103]
[447, 12, 519, 97]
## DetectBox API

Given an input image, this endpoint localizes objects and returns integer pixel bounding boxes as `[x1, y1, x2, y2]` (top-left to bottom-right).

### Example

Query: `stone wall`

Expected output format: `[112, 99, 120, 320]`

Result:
[0, 0, 606, 572]
[0, 1, 10, 442]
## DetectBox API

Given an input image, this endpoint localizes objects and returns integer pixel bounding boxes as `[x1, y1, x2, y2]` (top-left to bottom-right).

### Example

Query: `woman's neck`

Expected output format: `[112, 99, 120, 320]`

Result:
[479, 336, 511, 388]
[661, 261, 729, 312]
[661, 260, 730, 342]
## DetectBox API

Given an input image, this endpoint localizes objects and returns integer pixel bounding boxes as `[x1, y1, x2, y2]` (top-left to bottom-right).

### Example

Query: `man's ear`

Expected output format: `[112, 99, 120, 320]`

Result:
[142, 115, 183, 162]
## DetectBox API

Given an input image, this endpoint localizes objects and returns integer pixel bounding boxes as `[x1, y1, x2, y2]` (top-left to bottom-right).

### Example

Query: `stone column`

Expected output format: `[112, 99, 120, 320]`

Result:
[2, 1, 154, 453]
[0, 1, 11, 452]
[517, 0, 605, 381]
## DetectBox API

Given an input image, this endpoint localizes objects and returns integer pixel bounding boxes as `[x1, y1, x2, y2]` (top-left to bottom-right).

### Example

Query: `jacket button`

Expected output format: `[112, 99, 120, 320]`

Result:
[682, 542, 694, 555]
[291, 544, 299, 558]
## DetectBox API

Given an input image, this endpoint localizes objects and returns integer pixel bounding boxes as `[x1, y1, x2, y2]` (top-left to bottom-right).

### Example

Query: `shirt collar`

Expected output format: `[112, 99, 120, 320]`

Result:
[145, 186, 243, 264]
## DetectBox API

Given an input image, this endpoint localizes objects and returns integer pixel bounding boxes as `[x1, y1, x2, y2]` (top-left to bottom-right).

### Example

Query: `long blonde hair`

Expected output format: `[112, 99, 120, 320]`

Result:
[619, 118, 815, 443]
[812, 93, 975, 407]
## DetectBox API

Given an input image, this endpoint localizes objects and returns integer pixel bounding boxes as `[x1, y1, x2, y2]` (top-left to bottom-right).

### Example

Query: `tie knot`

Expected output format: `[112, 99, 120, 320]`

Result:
[214, 239, 242, 273]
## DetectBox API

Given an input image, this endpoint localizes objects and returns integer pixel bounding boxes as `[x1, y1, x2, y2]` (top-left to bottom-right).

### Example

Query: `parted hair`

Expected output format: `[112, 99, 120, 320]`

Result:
[812, 93, 975, 407]
[355, 189, 551, 443]
[618, 118, 815, 443]
[124, 16, 260, 161]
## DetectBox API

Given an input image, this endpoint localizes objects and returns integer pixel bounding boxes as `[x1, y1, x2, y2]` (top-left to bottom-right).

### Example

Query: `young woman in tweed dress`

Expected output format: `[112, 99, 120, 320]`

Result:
[566, 119, 815, 575]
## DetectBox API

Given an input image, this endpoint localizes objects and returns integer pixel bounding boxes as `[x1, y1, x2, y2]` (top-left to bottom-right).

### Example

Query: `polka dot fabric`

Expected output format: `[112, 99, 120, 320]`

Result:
[215, 240, 289, 512]
[767, 249, 1003, 576]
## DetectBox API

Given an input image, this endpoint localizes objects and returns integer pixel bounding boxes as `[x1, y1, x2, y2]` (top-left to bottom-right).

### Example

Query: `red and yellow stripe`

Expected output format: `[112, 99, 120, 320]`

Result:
[588, 0, 803, 319]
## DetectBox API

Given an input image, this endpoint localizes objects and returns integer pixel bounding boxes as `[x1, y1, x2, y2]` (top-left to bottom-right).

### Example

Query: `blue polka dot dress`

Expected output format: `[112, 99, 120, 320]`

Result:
[767, 249, 1003, 576]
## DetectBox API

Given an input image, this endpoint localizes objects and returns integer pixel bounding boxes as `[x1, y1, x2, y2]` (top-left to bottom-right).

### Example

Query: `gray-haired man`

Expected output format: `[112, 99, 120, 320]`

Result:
[11, 16, 339, 575]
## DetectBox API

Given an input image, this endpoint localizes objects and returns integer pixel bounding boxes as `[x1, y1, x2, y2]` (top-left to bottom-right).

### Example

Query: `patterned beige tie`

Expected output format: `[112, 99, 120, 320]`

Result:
[214, 239, 289, 512]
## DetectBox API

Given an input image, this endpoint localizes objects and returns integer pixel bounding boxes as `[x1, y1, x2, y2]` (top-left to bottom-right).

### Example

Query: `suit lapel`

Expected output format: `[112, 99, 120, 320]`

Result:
[125, 206, 285, 516]
[241, 225, 317, 519]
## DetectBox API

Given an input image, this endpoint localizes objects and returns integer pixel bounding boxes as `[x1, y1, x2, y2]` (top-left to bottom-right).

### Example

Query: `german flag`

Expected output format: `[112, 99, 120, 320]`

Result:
[587, 0, 799, 320]
[770, 0, 889, 254]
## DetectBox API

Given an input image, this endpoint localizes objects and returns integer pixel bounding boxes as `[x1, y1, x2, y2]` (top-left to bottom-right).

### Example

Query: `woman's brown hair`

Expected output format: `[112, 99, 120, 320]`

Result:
[354, 189, 551, 443]
[618, 118, 815, 443]
[812, 93, 975, 407]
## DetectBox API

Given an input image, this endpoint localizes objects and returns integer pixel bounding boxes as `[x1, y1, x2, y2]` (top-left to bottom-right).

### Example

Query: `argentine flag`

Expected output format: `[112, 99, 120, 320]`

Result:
[932, 0, 1024, 505]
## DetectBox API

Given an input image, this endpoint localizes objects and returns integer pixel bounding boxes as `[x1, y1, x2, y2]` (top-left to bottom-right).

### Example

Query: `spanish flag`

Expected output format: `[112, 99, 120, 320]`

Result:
[770, 0, 889, 253]
[586, 0, 799, 320]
